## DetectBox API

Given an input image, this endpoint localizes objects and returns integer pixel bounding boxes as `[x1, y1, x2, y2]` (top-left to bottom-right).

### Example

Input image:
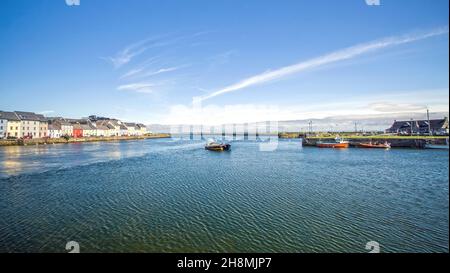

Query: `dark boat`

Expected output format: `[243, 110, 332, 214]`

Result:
[205, 140, 231, 151]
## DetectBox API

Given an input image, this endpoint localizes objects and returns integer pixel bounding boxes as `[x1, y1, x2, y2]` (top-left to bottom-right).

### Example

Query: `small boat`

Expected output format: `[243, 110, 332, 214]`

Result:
[316, 137, 349, 148]
[358, 141, 391, 149]
[205, 139, 231, 151]
[424, 138, 449, 149]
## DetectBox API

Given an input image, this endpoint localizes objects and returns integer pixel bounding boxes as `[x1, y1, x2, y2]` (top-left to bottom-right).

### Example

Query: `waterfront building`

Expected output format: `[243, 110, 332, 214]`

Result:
[124, 123, 137, 136]
[136, 123, 148, 135]
[58, 121, 74, 137]
[81, 123, 97, 137]
[120, 124, 128, 136]
[48, 123, 62, 138]
[108, 120, 122, 136]
[386, 117, 449, 135]
[14, 111, 46, 139]
[95, 124, 110, 137]
[96, 120, 119, 137]
[72, 123, 83, 138]
[0, 111, 21, 138]
[38, 114, 48, 138]
[0, 112, 9, 139]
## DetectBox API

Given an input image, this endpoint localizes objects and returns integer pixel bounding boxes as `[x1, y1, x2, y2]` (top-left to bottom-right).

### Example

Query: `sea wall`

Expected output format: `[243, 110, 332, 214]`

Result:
[302, 137, 448, 148]
[0, 134, 171, 147]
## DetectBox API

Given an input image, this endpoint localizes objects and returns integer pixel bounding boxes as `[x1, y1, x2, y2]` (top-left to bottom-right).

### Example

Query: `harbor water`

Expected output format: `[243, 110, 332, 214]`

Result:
[0, 138, 448, 252]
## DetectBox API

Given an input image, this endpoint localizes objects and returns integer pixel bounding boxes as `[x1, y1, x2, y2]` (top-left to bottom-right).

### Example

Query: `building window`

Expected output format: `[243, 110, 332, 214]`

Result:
[15, 133, 17, 137]
[15, 127, 18, 130]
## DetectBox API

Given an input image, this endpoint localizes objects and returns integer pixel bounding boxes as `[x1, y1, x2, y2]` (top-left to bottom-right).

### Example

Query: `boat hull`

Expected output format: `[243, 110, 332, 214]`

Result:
[424, 144, 449, 150]
[358, 143, 391, 149]
[205, 143, 231, 151]
[316, 143, 349, 148]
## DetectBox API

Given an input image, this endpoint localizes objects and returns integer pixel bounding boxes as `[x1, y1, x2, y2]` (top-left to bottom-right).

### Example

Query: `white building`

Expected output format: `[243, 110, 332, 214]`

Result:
[48, 123, 62, 138]
[15, 111, 42, 139]
[59, 121, 74, 137]
[0, 112, 8, 139]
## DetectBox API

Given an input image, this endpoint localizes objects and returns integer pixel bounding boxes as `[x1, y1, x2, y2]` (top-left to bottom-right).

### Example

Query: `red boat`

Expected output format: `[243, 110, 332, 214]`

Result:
[316, 138, 349, 148]
[358, 141, 391, 149]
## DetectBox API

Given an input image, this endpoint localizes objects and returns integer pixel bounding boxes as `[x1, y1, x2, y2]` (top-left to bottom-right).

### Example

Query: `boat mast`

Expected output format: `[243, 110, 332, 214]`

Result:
[427, 108, 432, 136]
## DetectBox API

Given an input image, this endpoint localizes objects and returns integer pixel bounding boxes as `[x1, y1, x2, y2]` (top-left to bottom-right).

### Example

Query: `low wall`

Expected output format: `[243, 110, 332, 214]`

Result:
[302, 137, 448, 148]
[0, 134, 171, 147]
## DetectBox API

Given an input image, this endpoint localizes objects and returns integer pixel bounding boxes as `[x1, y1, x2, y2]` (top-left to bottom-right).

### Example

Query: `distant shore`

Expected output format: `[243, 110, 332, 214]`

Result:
[0, 134, 171, 147]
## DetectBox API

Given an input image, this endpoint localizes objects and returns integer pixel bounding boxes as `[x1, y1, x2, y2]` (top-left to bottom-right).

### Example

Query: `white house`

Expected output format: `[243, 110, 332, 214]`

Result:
[0, 111, 8, 139]
[15, 111, 43, 139]
[48, 123, 62, 138]
[82, 124, 97, 137]
[124, 123, 137, 136]
[59, 121, 74, 137]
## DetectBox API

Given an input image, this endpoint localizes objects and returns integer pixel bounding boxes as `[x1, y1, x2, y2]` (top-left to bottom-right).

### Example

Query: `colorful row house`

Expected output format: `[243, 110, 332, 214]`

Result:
[0, 110, 149, 139]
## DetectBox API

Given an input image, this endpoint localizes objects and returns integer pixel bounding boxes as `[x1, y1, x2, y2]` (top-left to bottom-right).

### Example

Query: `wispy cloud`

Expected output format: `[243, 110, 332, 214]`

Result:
[130, 65, 188, 79]
[103, 35, 174, 69]
[369, 102, 427, 112]
[120, 56, 161, 79]
[198, 27, 449, 102]
[103, 39, 151, 69]
[117, 83, 156, 94]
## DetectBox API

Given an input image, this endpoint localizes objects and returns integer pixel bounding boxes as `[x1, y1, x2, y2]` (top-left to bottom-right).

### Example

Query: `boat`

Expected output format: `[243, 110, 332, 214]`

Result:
[205, 139, 231, 151]
[357, 141, 391, 149]
[424, 138, 449, 149]
[316, 137, 349, 148]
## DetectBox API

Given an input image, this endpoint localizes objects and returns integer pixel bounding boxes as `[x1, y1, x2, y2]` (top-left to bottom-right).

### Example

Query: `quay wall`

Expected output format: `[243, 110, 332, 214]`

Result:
[0, 134, 171, 147]
[302, 137, 448, 148]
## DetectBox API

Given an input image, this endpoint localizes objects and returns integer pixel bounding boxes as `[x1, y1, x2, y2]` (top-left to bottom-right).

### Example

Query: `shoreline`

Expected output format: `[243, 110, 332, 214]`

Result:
[0, 134, 171, 147]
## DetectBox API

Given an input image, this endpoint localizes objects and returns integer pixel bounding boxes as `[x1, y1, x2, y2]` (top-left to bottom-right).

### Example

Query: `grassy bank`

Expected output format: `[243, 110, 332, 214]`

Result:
[0, 134, 171, 147]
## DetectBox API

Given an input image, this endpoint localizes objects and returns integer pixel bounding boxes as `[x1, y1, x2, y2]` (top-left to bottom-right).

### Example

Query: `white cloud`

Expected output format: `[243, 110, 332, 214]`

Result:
[117, 83, 156, 94]
[369, 102, 427, 112]
[198, 26, 449, 102]
[130, 65, 187, 79]
[159, 88, 449, 125]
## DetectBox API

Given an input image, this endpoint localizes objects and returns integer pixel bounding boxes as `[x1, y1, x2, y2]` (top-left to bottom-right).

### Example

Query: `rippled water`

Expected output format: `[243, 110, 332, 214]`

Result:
[0, 138, 448, 253]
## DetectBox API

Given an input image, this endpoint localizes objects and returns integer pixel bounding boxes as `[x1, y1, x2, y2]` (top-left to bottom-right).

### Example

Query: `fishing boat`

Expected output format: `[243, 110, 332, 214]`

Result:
[358, 141, 391, 149]
[316, 137, 349, 148]
[205, 139, 231, 151]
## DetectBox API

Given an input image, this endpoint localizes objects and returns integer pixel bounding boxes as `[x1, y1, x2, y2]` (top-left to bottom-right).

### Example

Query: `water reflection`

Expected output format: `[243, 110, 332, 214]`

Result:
[0, 140, 157, 178]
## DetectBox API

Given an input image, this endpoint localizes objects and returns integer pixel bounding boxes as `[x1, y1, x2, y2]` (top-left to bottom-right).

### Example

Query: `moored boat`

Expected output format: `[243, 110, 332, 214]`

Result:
[358, 141, 391, 149]
[424, 138, 449, 149]
[316, 137, 349, 148]
[424, 144, 449, 149]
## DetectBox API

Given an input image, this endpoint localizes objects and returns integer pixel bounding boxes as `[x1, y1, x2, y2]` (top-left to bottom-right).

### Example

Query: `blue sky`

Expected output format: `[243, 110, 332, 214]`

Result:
[0, 0, 448, 126]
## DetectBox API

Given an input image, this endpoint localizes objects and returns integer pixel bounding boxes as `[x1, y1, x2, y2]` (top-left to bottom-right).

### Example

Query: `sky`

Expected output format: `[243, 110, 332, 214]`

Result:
[0, 0, 448, 128]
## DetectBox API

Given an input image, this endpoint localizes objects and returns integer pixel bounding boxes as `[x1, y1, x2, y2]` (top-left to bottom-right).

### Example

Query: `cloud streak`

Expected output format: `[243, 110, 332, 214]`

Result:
[198, 27, 449, 102]
[117, 83, 156, 93]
